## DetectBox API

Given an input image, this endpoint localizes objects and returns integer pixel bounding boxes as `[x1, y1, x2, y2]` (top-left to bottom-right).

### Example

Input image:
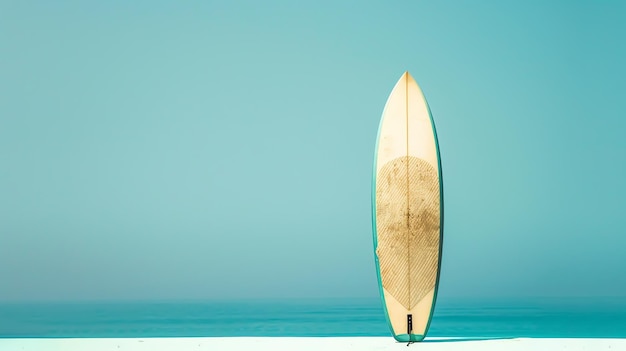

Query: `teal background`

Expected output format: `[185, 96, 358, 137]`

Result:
[1, 1, 625, 303]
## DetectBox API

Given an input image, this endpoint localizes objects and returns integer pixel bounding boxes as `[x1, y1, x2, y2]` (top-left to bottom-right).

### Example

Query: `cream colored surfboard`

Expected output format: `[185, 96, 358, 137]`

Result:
[372, 72, 443, 342]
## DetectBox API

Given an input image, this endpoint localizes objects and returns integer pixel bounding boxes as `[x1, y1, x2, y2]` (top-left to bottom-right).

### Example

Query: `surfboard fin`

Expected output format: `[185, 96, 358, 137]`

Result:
[407, 314, 413, 334]
[406, 314, 413, 345]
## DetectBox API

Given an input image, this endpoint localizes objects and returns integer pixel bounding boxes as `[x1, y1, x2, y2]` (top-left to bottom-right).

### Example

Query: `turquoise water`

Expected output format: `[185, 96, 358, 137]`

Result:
[1, 298, 625, 338]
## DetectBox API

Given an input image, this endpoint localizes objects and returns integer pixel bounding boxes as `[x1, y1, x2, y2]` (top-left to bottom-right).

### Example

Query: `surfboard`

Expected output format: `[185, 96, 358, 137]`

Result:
[372, 72, 443, 343]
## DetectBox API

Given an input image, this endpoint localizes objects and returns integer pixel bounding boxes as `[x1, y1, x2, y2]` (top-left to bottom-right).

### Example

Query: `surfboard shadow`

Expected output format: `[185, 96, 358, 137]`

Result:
[420, 337, 514, 343]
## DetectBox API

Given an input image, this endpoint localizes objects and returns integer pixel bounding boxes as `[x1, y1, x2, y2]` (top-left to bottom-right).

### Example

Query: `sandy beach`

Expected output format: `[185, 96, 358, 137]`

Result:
[1, 337, 624, 351]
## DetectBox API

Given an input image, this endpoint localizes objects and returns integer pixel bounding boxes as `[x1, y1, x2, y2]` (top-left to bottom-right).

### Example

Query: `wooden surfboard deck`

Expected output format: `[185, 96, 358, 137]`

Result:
[372, 72, 443, 342]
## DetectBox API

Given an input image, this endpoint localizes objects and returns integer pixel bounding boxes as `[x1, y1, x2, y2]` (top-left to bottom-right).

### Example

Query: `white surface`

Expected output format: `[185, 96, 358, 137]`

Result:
[1, 337, 625, 351]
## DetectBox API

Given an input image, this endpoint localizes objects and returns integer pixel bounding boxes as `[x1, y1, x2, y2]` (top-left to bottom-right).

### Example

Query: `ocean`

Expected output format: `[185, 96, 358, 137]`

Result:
[1, 297, 625, 338]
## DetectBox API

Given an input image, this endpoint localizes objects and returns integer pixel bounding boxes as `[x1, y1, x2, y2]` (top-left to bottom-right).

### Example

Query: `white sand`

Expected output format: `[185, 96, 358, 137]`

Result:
[0, 337, 624, 351]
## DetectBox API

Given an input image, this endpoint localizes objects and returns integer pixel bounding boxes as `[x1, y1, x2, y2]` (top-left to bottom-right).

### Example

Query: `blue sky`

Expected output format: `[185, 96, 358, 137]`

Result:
[1, 1, 625, 302]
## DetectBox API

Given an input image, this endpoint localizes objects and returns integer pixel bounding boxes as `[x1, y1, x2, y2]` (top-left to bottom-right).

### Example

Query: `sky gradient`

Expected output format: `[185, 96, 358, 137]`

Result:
[1, 1, 625, 302]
